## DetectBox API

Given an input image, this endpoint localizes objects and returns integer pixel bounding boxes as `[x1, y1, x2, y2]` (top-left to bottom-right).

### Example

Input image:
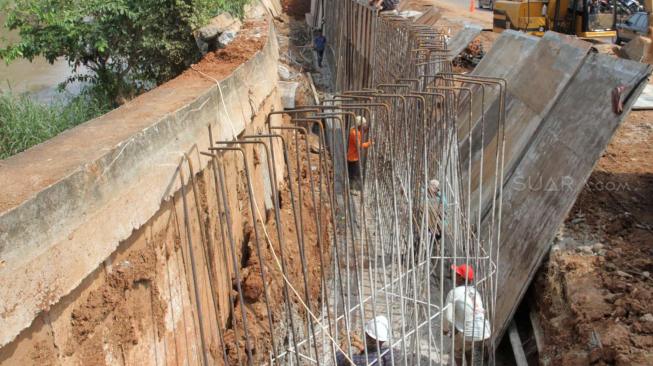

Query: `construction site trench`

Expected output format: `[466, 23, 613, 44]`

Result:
[1, 0, 652, 365]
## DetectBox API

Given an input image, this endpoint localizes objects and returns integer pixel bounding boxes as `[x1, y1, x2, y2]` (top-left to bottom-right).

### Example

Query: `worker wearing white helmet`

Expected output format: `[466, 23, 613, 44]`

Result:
[428, 178, 440, 194]
[444, 264, 491, 366]
[336, 315, 401, 365]
[364, 315, 390, 343]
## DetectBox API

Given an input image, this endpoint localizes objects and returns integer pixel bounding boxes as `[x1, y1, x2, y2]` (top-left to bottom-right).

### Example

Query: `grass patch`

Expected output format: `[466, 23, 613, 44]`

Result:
[0, 92, 110, 159]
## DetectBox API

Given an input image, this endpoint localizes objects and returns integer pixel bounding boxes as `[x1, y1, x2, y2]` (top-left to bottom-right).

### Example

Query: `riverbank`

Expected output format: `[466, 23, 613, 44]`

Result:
[0, 1, 251, 160]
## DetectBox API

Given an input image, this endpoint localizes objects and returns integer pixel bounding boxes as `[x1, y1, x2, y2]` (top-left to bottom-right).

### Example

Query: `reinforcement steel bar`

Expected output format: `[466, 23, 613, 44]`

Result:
[160, 2, 652, 366]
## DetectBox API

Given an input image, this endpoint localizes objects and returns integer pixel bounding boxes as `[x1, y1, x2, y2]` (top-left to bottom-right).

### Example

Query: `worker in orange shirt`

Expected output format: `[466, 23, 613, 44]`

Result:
[347, 116, 372, 191]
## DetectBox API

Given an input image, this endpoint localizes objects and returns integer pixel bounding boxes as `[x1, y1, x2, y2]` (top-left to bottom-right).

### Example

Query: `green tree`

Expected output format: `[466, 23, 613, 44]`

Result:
[0, 0, 249, 105]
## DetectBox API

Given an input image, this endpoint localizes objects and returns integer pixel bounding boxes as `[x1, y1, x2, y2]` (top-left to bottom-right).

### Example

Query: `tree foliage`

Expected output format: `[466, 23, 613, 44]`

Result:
[0, 0, 250, 104]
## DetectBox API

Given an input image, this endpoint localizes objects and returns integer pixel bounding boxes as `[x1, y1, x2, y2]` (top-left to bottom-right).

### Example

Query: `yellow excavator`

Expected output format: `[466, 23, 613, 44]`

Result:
[493, 0, 618, 41]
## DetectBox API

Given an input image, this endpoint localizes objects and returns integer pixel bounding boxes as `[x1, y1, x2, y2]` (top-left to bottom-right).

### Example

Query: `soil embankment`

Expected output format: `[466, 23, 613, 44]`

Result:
[282, 0, 311, 19]
[219, 126, 333, 365]
[532, 110, 653, 365]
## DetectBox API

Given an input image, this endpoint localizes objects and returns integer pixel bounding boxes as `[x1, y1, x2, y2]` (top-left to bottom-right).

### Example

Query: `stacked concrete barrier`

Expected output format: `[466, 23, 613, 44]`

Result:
[462, 32, 592, 217]
[461, 31, 652, 340]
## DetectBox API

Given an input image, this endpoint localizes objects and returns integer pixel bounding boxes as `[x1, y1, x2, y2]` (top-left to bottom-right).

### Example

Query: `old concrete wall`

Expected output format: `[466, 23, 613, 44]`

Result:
[0, 18, 285, 364]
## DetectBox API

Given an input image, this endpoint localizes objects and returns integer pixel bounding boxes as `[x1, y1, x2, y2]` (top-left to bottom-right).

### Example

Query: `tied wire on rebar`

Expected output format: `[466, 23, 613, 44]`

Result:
[169, 4, 506, 365]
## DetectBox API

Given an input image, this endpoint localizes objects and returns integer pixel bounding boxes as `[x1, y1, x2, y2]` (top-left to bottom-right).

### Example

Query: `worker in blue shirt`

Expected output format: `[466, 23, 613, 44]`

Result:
[313, 30, 327, 67]
[336, 316, 401, 365]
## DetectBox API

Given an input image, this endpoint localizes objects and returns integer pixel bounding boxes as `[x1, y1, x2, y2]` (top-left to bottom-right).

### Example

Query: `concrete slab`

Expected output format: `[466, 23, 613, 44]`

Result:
[490, 52, 652, 340]
[452, 33, 651, 342]
[457, 31, 539, 144]
[633, 83, 653, 110]
[447, 24, 483, 60]
[472, 30, 539, 78]
[461, 32, 592, 220]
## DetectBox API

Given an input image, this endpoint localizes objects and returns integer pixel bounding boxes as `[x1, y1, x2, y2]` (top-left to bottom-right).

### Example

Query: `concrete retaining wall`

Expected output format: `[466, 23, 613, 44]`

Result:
[460, 31, 652, 340]
[461, 32, 591, 218]
[491, 49, 651, 340]
[0, 19, 283, 364]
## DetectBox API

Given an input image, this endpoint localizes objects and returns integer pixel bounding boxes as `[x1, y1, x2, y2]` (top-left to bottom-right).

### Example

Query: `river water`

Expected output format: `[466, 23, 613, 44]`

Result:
[0, 14, 78, 101]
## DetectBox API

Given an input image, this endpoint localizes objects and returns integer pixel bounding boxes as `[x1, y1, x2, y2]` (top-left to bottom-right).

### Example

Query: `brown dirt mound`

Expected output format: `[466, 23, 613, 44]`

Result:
[168, 20, 268, 86]
[533, 110, 653, 366]
[282, 0, 311, 19]
[67, 240, 166, 356]
[222, 126, 333, 365]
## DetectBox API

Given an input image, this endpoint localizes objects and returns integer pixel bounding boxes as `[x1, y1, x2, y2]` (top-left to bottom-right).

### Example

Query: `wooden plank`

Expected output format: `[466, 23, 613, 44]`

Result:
[508, 321, 529, 366]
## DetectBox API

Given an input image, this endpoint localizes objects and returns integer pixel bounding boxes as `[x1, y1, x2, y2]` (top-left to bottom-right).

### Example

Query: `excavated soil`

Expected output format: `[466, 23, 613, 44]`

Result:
[166, 19, 267, 86]
[61, 124, 333, 366]
[219, 126, 333, 365]
[532, 110, 653, 365]
[282, 0, 311, 19]
[65, 240, 167, 358]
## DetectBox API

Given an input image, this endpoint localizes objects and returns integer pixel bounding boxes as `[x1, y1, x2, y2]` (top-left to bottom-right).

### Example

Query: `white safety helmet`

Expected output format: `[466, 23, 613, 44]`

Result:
[364, 316, 390, 342]
[355, 115, 367, 127]
[429, 179, 440, 194]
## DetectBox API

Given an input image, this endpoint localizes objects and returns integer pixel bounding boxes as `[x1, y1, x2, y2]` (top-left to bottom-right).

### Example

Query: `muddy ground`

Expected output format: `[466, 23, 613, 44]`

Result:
[282, 0, 311, 19]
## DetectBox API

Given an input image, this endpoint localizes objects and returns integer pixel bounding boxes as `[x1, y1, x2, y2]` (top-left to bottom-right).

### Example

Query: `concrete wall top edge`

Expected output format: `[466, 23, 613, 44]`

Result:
[0, 21, 275, 216]
[0, 19, 280, 348]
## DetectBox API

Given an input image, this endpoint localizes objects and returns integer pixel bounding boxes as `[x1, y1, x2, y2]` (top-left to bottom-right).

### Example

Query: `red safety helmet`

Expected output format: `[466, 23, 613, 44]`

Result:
[451, 264, 474, 281]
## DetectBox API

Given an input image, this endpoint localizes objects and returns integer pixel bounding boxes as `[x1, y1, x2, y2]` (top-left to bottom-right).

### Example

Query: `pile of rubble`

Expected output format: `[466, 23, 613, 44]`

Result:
[194, 12, 243, 54]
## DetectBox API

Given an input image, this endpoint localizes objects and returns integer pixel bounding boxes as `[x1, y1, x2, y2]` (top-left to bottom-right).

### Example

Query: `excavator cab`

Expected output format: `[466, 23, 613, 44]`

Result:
[493, 0, 618, 41]
[555, 0, 618, 40]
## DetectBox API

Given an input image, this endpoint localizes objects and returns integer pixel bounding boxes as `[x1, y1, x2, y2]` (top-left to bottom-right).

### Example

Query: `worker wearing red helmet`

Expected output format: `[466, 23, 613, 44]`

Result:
[443, 264, 491, 365]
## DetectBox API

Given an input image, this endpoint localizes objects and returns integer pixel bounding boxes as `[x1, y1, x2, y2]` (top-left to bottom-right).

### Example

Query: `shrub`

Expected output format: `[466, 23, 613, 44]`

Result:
[0, 92, 110, 159]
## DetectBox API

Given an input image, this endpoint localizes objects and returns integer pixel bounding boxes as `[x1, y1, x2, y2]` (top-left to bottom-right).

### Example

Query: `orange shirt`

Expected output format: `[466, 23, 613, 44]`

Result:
[347, 127, 371, 162]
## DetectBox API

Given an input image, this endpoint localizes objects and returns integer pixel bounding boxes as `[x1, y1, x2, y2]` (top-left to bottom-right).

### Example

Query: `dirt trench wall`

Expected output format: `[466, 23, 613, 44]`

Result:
[0, 19, 295, 365]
